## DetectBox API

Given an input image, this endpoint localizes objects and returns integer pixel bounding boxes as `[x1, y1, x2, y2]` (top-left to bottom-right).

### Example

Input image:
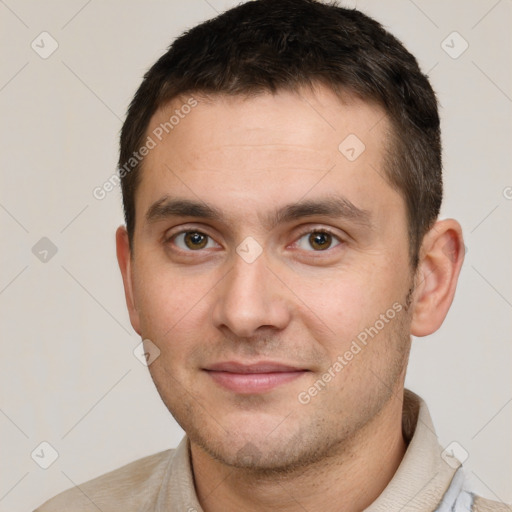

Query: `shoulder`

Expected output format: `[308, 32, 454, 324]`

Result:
[472, 495, 512, 512]
[34, 449, 174, 512]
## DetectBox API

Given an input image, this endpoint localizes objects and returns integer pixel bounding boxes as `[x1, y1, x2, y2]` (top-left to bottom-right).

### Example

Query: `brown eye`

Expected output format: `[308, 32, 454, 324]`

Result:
[296, 231, 341, 251]
[309, 232, 332, 250]
[173, 231, 215, 250]
[185, 232, 207, 249]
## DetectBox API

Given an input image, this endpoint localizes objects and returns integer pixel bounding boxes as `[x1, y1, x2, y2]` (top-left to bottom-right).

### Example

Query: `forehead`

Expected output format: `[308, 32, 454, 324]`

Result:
[137, 85, 399, 227]
[146, 86, 388, 168]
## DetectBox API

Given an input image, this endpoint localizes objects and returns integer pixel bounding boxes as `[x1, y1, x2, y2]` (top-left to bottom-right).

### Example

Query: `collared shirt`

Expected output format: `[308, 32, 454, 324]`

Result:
[35, 390, 511, 511]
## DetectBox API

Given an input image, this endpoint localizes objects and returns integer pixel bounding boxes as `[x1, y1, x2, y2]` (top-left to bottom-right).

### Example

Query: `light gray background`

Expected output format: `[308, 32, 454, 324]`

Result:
[0, 1, 511, 510]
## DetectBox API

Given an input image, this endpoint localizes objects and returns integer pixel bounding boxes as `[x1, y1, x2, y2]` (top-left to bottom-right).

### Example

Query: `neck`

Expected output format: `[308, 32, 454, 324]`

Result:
[191, 390, 407, 512]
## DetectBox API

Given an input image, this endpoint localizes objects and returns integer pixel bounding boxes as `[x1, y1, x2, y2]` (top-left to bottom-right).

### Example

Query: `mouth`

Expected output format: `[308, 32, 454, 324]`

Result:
[203, 361, 309, 394]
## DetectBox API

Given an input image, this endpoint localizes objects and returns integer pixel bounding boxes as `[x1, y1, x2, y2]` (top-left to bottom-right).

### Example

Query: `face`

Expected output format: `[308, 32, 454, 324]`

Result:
[120, 86, 415, 472]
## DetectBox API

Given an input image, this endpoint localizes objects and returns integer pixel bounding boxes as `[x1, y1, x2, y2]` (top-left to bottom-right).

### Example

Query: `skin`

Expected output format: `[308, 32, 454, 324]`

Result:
[116, 84, 464, 512]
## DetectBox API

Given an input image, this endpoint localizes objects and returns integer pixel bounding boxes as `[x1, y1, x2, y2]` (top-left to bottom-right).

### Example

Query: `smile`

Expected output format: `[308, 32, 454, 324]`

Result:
[204, 361, 309, 394]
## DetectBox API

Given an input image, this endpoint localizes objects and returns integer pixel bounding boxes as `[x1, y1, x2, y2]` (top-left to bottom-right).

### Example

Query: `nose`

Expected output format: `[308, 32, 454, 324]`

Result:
[211, 251, 291, 339]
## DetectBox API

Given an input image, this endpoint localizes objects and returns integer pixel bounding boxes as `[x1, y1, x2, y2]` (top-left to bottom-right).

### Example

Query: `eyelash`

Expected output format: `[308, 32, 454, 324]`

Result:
[300, 228, 343, 251]
[164, 227, 344, 253]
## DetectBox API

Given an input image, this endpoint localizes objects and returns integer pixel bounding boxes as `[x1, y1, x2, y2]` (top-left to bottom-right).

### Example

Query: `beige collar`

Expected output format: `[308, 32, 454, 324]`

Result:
[154, 389, 459, 512]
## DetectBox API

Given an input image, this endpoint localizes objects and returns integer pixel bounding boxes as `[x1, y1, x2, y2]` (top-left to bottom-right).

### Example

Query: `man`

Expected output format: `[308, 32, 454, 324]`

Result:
[35, 0, 510, 510]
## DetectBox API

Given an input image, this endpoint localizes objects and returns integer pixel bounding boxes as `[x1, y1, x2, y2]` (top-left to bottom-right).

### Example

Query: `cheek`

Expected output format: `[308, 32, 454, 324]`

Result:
[293, 262, 408, 345]
[132, 260, 214, 342]
[303, 279, 365, 330]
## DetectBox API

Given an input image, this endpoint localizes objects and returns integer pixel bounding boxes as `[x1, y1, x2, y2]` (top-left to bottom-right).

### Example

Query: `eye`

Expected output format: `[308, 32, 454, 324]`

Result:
[172, 231, 218, 251]
[296, 230, 341, 251]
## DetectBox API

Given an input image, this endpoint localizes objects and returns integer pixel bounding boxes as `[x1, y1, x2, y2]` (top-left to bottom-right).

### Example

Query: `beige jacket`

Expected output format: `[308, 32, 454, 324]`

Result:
[35, 390, 511, 511]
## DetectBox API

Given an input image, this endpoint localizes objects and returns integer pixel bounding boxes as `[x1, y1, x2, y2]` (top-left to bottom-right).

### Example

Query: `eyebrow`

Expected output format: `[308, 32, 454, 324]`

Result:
[145, 195, 372, 229]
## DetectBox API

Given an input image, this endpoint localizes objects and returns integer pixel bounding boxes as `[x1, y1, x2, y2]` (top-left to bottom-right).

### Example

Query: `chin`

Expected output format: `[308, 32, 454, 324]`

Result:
[188, 412, 345, 476]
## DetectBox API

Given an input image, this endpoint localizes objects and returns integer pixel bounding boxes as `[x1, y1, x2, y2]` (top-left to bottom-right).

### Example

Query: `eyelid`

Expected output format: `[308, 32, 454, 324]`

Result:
[163, 223, 215, 241]
[297, 225, 341, 236]
[294, 226, 345, 242]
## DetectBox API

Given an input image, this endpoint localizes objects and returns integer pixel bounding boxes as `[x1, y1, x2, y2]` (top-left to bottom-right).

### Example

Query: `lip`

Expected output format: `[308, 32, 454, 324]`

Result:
[204, 361, 308, 394]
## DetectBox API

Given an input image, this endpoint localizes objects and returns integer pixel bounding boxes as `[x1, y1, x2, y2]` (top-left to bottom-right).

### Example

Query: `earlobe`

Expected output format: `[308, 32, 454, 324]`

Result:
[410, 219, 465, 337]
[115, 226, 141, 335]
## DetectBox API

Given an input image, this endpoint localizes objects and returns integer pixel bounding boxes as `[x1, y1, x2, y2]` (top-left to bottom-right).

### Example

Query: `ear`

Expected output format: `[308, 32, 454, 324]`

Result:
[116, 226, 141, 336]
[410, 219, 465, 337]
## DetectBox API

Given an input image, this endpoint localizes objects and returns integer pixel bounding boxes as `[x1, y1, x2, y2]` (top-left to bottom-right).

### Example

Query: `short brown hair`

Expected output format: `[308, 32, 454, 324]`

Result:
[119, 0, 442, 266]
